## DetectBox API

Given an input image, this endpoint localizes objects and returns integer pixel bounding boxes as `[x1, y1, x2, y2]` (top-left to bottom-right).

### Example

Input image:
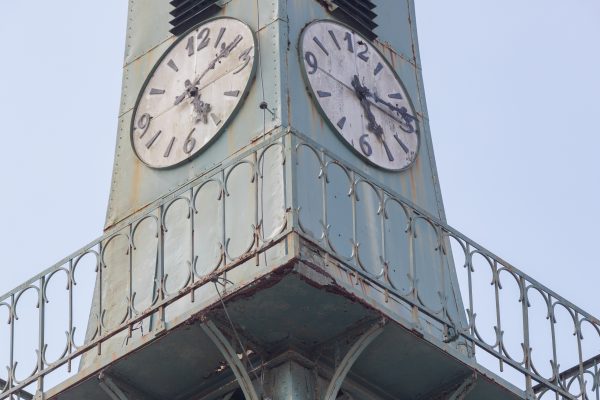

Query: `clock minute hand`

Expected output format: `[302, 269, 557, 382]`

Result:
[173, 34, 244, 106]
[193, 34, 243, 87]
[373, 92, 416, 133]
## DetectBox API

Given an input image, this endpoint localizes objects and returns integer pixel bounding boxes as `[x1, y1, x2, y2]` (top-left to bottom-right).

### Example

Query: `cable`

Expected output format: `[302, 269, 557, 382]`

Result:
[213, 279, 261, 382]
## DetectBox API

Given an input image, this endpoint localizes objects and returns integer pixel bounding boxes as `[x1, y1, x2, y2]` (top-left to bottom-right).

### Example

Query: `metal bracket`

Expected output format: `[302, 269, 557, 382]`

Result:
[98, 373, 129, 400]
[323, 320, 386, 400]
[447, 373, 477, 400]
[98, 371, 158, 400]
[201, 320, 260, 400]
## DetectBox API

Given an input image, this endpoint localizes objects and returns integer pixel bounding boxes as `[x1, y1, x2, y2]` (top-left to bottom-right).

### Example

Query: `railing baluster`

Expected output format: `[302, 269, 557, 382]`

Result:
[36, 276, 45, 398]
[520, 275, 533, 398]
[67, 259, 73, 373]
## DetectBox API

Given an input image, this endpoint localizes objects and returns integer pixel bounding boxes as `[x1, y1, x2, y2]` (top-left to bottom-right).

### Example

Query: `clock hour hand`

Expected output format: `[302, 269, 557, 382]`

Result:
[174, 79, 198, 106]
[351, 75, 384, 137]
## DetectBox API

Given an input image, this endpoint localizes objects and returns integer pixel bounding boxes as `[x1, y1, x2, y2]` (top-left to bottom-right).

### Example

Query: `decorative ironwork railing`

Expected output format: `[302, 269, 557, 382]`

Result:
[0, 133, 289, 399]
[1, 129, 599, 400]
[292, 133, 600, 400]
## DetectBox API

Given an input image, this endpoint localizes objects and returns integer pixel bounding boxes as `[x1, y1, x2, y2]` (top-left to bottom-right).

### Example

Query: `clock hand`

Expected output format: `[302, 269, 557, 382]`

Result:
[373, 92, 416, 133]
[351, 75, 384, 137]
[173, 34, 244, 106]
[352, 75, 399, 161]
[315, 66, 417, 132]
[192, 34, 243, 87]
[174, 79, 194, 106]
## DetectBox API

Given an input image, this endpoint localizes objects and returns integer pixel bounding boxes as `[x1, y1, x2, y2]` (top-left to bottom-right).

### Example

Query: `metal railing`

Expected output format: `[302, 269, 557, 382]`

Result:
[0, 133, 289, 399]
[1, 130, 599, 400]
[292, 133, 600, 400]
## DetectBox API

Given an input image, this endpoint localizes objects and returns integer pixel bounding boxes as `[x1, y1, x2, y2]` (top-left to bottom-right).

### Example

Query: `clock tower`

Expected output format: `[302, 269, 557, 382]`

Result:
[3, 2, 599, 400]
[77, 0, 473, 398]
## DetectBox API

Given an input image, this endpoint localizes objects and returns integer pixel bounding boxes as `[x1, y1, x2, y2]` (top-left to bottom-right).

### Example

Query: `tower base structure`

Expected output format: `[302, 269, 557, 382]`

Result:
[47, 236, 524, 400]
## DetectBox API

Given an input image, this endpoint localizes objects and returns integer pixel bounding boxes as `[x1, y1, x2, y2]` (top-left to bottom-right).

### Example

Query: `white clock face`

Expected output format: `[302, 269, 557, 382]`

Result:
[131, 18, 256, 169]
[300, 20, 419, 171]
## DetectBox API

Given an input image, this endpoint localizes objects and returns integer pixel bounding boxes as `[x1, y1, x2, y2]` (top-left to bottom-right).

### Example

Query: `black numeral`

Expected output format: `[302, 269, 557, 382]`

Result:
[186, 36, 195, 57]
[233, 46, 253, 74]
[183, 128, 196, 154]
[357, 42, 369, 62]
[359, 134, 372, 156]
[197, 28, 211, 51]
[305, 51, 318, 74]
[343, 32, 353, 53]
[137, 113, 152, 138]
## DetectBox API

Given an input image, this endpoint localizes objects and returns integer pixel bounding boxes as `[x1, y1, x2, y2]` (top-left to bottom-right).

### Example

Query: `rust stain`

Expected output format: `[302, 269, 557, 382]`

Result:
[389, 48, 396, 69]
[308, 97, 319, 131]
[408, 166, 417, 204]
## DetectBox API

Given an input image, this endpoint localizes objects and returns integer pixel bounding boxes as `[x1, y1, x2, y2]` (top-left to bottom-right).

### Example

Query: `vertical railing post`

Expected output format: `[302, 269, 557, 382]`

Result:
[67, 259, 74, 373]
[125, 225, 134, 342]
[9, 294, 15, 397]
[155, 204, 166, 334]
[253, 150, 260, 266]
[35, 276, 45, 399]
[594, 357, 599, 400]
[350, 170, 358, 269]
[407, 211, 419, 330]
[492, 261, 504, 373]
[520, 275, 533, 398]
[97, 241, 103, 356]
[465, 243, 476, 357]
[321, 150, 329, 253]
[379, 190, 388, 291]
[189, 187, 196, 303]
[220, 169, 227, 281]
[437, 227, 451, 341]
[547, 293, 560, 399]
[575, 312, 585, 400]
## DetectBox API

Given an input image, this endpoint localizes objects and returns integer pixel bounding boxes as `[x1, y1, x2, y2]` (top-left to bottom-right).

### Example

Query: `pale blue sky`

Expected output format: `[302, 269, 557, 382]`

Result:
[0, 0, 598, 337]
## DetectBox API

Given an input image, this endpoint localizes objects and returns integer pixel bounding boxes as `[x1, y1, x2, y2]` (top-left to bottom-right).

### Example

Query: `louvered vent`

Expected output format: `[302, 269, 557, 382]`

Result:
[329, 0, 378, 40]
[169, 0, 224, 36]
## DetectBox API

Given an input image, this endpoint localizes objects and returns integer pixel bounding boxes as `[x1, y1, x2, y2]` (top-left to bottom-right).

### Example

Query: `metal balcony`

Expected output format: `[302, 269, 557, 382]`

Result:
[1, 129, 599, 400]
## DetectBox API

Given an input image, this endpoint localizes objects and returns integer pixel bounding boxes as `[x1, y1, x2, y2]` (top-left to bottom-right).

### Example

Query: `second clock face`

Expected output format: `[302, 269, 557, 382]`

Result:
[300, 20, 419, 171]
[131, 18, 256, 169]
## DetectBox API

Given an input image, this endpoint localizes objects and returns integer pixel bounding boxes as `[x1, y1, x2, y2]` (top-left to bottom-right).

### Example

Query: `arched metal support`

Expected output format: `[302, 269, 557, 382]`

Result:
[201, 320, 260, 400]
[447, 373, 477, 400]
[323, 320, 386, 400]
[97, 371, 158, 400]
